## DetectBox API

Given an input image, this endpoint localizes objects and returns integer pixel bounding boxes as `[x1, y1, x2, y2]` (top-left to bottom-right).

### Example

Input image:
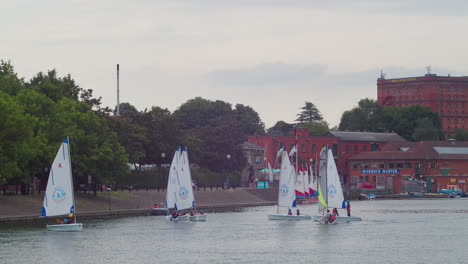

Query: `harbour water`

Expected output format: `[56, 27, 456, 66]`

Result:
[1, 199, 467, 264]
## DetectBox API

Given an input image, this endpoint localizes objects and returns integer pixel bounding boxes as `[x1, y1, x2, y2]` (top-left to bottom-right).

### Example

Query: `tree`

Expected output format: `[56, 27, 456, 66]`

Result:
[114, 102, 139, 117]
[234, 104, 265, 135]
[173, 97, 232, 130]
[0, 91, 36, 183]
[297, 120, 329, 136]
[296, 101, 323, 123]
[0, 60, 24, 96]
[267, 121, 294, 136]
[338, 99, 384, 131]
[455, 128, 468, 141]
[412, 118, 440, 141]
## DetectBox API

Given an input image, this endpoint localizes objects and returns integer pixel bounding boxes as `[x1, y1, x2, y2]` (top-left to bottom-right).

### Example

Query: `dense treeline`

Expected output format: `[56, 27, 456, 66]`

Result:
[0, 61, 266, 187]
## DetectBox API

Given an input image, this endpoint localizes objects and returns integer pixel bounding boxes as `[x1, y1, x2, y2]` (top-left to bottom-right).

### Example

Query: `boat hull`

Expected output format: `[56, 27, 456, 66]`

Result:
[312, 215, 361, 222]
[189, 214, 207, 221]
[268, 214, 312, 220]
[150, 208, 169, 215]
[46, 223, 83, 232]
[166, 214, 190, 222]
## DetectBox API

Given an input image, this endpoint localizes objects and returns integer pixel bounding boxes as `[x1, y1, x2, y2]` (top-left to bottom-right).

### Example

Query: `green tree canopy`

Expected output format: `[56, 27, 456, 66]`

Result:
[296, 101, 323, 123]
[296, 120, 329, 136]
[267, 121, 294, 136]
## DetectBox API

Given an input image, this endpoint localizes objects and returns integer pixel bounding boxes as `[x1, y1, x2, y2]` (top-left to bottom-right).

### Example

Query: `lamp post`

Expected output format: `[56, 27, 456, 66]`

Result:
[160, 153, 166, 190]
[226, 154, 231, 189]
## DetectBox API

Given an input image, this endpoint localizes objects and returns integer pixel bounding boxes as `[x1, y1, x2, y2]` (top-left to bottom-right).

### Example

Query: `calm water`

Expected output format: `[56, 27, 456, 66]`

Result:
[1, 199, 468, 264]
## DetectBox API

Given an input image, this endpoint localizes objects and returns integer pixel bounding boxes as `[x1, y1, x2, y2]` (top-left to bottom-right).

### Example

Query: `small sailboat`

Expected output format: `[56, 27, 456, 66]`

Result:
[313, 147, 361, 223]
[180, 147, 206, 221]
[166, 148, 189, 222]
[268, 149, 311, 220]
[41, 138, 83, 232]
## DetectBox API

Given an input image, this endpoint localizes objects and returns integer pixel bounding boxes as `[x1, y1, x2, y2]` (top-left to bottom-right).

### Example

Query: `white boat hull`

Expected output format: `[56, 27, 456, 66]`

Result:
[46, 223, 83, 232]
[312, 215, 361, 222]
[189, 214, 207, 221]
[268, 214, 312, 220]
[166, 214, 190, 222]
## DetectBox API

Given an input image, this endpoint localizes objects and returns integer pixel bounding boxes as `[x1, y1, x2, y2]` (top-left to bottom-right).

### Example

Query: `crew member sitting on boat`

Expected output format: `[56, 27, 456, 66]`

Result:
[346, 201, 351, 217]
[332, 208, 339, 216]
[322, 209, 331, 223]
[65, 214, 75, 224]
[288, 209, 293, 215]
[199, 210, 205, 215]
[151, 203, 159, 209]
[296, 209, 300, 216]
[171, 210, 178, 220]
[330, 212, 337, 223]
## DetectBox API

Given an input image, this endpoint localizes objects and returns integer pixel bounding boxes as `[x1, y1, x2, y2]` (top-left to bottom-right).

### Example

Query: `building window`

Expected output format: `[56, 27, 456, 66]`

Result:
[404, 163, 412, 168]
[301, 144, 305, 152]
[345, 144, 349, 153]
[353, 163, 359, 169]
[388, 163, 395, 168]
[312, 144, 316, 153]
[448, 95, 451, 100]
[397, 162, 403, 168]
[379, 163, 385, 169]
[371, 144, 378, 151]
[371, 162, 377, 168]
[361, 163, 369, 169]
[354, 145, 358, 152]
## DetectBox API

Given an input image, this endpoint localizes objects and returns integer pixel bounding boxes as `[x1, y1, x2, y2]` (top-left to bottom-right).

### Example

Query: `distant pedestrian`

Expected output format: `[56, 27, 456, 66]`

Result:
[346, 201, 351, 217]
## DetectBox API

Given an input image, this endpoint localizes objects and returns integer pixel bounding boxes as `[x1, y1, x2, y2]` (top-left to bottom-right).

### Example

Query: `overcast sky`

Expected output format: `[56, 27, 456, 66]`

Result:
[2, 0, 468, 127]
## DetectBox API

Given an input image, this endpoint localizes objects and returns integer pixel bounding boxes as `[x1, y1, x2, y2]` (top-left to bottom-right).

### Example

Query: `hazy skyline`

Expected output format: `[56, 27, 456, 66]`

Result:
[2, 0, 467, 127]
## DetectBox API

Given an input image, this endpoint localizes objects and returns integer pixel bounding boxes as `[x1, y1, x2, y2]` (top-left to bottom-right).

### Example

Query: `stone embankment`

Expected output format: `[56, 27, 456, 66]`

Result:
[0, 188, 278, 223]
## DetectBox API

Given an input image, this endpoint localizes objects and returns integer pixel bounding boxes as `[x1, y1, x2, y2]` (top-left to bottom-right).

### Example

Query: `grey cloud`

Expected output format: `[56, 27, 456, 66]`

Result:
[205, 62, 327, 85]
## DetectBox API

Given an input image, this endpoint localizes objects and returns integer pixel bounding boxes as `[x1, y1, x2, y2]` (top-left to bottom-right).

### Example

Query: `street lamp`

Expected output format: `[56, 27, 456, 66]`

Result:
[225, 154, 231, 188]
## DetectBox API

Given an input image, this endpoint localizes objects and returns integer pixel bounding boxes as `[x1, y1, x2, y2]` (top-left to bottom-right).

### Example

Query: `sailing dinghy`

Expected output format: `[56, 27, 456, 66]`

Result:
[268, 149, 311, 220]
[166, 148, 190, 222]
[313, 147, 361, 223]
[41, 138, 83, 232]
[180, 147, 206, 221]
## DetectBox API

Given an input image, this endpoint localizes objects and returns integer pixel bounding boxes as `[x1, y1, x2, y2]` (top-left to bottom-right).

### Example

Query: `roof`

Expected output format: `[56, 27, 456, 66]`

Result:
[349, 141, 468, 161]
[328, 131, 406, 142]
[240, 142, 264, 151]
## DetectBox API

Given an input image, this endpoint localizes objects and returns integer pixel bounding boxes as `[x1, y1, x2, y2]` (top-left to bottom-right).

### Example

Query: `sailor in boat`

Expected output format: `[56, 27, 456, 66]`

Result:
[170, 210, 178, 220]
[330, 211, 337, 224]
[322, 209, 331, 223]
[199, 210, 205, 215]
[332, 208, 339, 216]
[288, 209, 293, 215]
[151, 203, 159, 209]
[296, 209, 300, 216]
[346, 201, 351, 217]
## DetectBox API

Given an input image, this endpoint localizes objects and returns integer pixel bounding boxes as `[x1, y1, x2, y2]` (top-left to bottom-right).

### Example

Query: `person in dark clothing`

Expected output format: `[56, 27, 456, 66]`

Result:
[346, 201, 351, 217]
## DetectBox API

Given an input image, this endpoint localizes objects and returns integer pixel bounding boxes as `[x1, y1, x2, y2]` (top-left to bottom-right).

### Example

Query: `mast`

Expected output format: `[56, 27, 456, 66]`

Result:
[66, 136, 76, 223]
[116, 64, 120, 116]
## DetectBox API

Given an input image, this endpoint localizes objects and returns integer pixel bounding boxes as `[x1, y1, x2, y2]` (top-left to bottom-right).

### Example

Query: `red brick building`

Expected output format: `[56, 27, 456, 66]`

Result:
[348, 140, 468, 194]
[247, 129, 405, 185]
[377, 73, 468, 137]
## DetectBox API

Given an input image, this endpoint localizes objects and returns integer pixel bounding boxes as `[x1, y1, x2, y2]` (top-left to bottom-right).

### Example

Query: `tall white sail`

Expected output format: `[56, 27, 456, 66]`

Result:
[267, 162, 274, 183]
[278, 150, 296, 208]
[166, 149, 181, 209]
[295, 170, 306, 196]
[177, 147, 195, 211]
[326, 148, 346, 209]
[318, 147, 328, 211]
[303, 169, 310, 195]
[309, 166, 317, 195]
[41, 139, 75, 217]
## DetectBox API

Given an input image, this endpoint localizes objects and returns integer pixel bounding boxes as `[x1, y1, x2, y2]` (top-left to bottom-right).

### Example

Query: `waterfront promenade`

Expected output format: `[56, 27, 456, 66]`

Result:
[0, 188, 277, 222]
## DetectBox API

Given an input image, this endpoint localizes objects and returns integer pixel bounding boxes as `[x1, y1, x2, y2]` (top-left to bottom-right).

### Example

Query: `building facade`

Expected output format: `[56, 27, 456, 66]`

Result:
[248, 129, 405, 185]
[348, 141, 468, 194]
[377, 73, 468, 137]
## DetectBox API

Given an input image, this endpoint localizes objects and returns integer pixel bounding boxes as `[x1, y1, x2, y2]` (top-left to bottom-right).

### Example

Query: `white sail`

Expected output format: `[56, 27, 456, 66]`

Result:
[318, 147, 328, 212]
[295, 170, 306, 196]
[166, 149, 181, 210]
[303, 169, 310, 195]
[309, 166, 317, 195]
[177, 147, 195, 211]
[267, 162, 274, 183]
[278, 150, 296, 207]
[326, 148, 346, 209]
[41, 139, 75, 217]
